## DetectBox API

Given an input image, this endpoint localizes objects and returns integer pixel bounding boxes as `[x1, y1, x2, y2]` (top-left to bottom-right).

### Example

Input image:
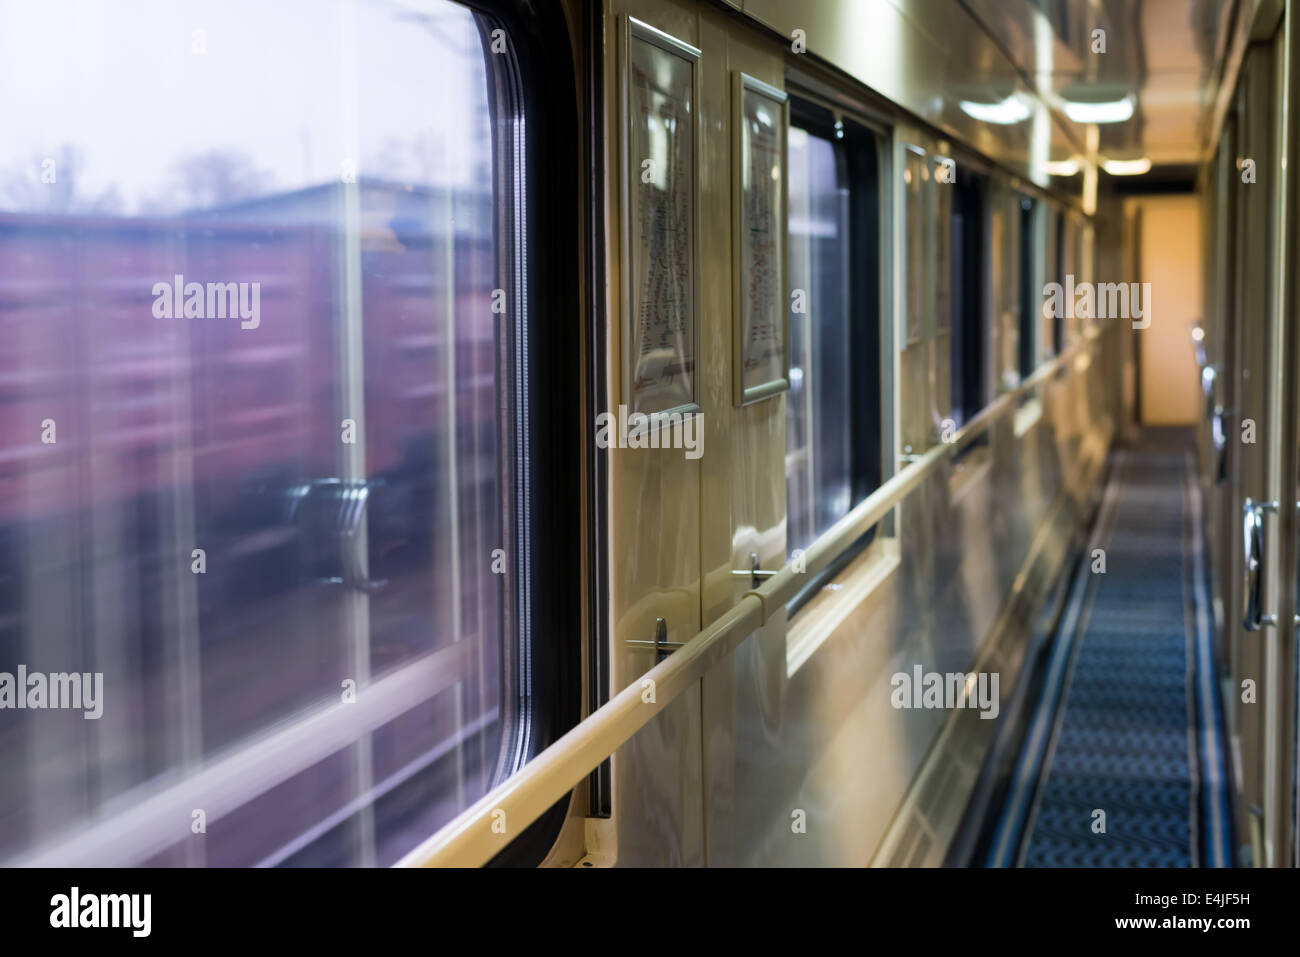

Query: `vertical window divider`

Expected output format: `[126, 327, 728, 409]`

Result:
[331, 0, 377, 869]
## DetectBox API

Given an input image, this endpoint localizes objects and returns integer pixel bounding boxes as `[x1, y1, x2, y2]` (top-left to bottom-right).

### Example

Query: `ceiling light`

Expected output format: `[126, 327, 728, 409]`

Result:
[1062, 95, 1134, 124]
[959, 95, 1032, 125]
[1102, 156, 1152, 176]
[1043, 157, 1081, 176]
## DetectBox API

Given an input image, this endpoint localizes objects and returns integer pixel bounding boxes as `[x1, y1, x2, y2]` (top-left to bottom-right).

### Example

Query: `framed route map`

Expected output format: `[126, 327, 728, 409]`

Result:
[732, 72, 789, 406]
[621, 17, 701, 418]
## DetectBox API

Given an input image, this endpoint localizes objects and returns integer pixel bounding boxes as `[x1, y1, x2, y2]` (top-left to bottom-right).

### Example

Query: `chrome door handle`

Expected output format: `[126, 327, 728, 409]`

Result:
[1201, 364, 1219, 421]
[1211, 407, 1230, 484]
[1243, 498, 1277, 630]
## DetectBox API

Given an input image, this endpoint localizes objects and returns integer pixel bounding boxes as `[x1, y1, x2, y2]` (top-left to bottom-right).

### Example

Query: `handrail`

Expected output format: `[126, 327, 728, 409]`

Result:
[397, 330, 1102, 867]
[396, 594, 765, 867]
[750, 334, 1092, 614]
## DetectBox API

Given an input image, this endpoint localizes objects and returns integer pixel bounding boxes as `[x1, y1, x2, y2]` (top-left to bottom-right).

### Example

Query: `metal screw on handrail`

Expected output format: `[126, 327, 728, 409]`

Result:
[624, 617, 685, 662]
[731, 551, 779, 589]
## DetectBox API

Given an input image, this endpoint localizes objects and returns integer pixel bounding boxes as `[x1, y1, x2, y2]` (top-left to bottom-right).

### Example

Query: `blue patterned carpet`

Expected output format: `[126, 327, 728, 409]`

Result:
[987, 444, 1232, 867]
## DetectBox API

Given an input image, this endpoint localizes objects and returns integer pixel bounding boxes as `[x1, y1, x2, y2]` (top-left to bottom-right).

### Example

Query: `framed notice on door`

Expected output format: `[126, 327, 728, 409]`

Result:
[621, 17, 701, 418]
[732, 72, 789, 406]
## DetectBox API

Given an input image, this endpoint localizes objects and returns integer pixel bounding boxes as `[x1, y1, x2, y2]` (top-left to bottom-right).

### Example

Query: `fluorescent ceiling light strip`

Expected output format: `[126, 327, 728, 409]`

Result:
[1102, 157, 1151, 176]
[1044, 158, 1081, 176]
[960, 95, 1032, 124]
[1062, 96, 1134, 124]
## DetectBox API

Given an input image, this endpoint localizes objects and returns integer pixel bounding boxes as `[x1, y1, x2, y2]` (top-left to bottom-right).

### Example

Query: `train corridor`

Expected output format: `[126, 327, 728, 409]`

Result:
[6, 1, 1300, 931]
[979, 430, 1233, 868]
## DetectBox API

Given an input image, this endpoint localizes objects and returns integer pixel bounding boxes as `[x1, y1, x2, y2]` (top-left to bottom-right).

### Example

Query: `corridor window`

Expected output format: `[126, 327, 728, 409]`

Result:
[1056, 211, 1072, 349]
[1018, 196, 1037, 379]
[949, 169, 988, 426]
[1048, 208, 1066, 355]
[785, 101, 882, 560]
[0, 0, 577, 868]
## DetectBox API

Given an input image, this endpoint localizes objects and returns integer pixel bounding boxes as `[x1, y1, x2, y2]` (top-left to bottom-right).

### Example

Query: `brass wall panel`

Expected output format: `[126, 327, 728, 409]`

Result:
[742, 0, 1088, 194]
[603, 0, 706, 868]
[595, 0, 1112, 867]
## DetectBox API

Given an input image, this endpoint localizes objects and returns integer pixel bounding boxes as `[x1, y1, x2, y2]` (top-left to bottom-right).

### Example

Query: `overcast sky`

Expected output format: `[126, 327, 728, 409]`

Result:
[0, 0, 489, 213]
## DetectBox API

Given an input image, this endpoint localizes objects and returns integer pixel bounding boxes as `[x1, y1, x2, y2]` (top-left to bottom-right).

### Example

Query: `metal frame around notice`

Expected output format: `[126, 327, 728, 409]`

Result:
[619, 16, 703, 422]
[731, 71, 791, 406]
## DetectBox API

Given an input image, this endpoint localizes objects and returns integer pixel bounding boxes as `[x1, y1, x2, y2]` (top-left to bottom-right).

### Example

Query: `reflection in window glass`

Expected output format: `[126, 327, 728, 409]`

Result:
[1041, 208, 1063, 360]
[903, 150, 926, 345]
[786, 126, 851, 556]
[1055, 211, 1070, 351]
[949, 172, 986, 427]
[1018, 196, 1036, 380]
[0, 0, 511, 866]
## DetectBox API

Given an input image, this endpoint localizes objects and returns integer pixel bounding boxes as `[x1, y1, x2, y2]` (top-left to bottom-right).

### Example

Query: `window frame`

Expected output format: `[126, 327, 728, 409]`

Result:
[1017, 194, 1037, 381]
[1053, 207, 1067, 353]
[467, 0, 583, 867]
[0, 0, 584, 870]
[948, 164, 990, 428]
[783, 93, 886, 617]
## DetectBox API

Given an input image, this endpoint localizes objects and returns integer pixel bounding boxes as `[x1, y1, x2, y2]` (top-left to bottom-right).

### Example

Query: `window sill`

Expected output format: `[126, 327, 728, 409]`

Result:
[786, 536, 900, 678]
[949, 443, 992, 504]
[1014, 396, 1043, 438]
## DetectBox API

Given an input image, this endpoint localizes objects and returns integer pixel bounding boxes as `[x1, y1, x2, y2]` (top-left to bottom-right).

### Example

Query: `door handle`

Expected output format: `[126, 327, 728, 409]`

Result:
[1201, 364, 1219, 421]
[1243, 498, 1277, 630]
[1211, 406, 1230, 484]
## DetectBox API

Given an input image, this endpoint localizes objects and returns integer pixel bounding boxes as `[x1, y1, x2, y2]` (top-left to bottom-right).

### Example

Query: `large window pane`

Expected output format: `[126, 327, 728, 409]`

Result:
[950, 171, 987, 427]
[786, 125, 851, 556]
[1018, 196, 1037, 380]
[0, 0, 513, 867]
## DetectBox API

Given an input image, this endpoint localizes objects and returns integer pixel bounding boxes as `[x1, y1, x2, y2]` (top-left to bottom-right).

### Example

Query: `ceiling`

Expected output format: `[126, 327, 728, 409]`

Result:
[961, 0, 1234, 167]
[741, 0, 1242, 202]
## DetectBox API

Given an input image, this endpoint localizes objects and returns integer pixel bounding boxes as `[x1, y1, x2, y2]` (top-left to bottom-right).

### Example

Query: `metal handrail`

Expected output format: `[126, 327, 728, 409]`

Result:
[397, 594, 765, 867]
[397, 329, 1103, 867]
